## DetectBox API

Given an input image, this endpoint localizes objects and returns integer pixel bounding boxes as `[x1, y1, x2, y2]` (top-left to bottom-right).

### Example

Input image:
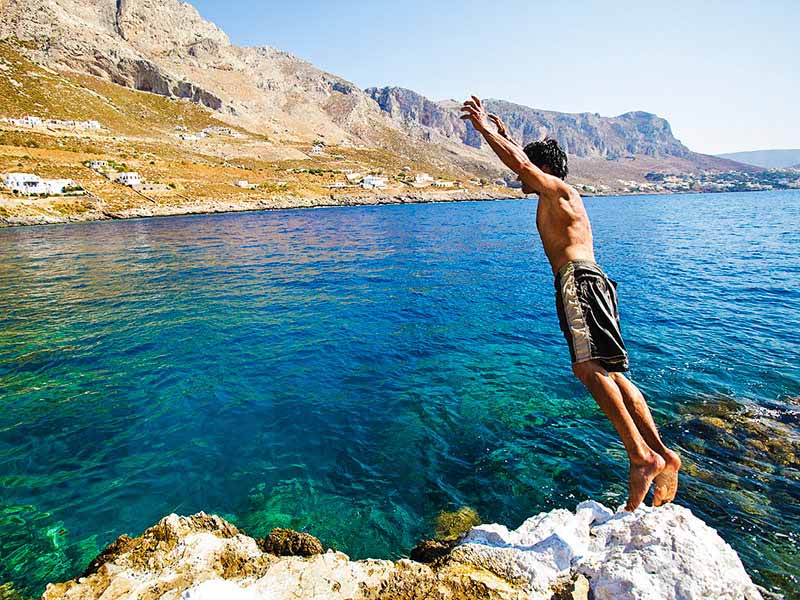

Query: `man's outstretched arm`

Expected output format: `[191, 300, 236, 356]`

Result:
[462, 96, 561, 196]
[488, 114, 519, 146]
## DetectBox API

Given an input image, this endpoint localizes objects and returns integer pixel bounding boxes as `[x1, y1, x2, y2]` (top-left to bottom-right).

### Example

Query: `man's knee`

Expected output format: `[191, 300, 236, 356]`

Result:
[572, 360, 607, 386]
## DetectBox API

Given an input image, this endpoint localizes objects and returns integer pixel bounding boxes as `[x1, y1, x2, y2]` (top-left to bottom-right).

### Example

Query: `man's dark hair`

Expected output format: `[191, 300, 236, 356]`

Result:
[523, 138, 569, 180]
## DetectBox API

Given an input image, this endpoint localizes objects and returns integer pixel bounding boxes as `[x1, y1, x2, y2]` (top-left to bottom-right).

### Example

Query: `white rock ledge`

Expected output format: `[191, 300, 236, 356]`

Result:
[42, 502, 764, 600]
[452, 501, 763, 600]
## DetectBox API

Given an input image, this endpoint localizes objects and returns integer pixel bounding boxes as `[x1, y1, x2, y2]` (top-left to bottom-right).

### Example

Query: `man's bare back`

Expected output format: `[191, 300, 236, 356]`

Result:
[461, 96, 680, 511]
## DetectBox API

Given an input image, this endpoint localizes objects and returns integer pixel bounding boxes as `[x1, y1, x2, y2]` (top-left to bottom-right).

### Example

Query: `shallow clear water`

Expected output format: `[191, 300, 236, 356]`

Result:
[1, 191, 798, 597]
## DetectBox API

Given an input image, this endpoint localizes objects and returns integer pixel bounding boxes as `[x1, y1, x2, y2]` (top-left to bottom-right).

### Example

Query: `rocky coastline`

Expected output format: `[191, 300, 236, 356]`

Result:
[0, 190, 515, 228]
[40, 501, 765, 600]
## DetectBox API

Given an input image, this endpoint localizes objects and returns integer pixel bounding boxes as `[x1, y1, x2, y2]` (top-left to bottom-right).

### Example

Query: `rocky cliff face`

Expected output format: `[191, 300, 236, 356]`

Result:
[483, 99, 690, 159]
[366, 87, 691, 160]
[0, 0, 389, 142]
[365, 86, 484, 148]
[41, 502, 763, 600]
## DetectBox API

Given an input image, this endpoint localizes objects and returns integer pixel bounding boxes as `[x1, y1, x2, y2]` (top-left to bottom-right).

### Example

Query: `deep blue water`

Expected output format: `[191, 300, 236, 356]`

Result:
[0, 190, 798, 597]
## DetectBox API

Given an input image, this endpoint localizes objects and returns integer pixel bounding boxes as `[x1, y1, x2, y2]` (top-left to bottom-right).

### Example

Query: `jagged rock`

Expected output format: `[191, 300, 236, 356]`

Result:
[453, 501, 763, 600]
[40, 502, 763, 600]
[257, 528, 323, 557]
[41, 513, 271, 600]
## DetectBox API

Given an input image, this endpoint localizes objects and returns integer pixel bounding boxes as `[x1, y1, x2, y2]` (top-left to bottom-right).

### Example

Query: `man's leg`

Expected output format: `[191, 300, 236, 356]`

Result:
[610, 372, 681, 506]
[572, 360, 665, 511]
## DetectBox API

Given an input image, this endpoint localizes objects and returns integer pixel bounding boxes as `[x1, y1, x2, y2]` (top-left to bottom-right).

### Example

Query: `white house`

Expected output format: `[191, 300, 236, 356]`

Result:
[413, 173, 434, 187]
[43, 179, 76, 194]
[2, 173, 75, 195]
[20, 116, 43, 128]
[433, 180, 456, 188]
[310, 144, 324, 156]
[361, 175, 388, 190]
[89, 160, 108, 170]
[116, 172, 142, 187]
[3, 173, 39, 192]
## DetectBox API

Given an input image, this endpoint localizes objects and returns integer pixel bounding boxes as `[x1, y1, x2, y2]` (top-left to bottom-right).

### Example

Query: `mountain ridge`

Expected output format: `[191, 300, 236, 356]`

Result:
[0, 0, 752, 175]
[1, 0, 784, 229]
[716, 149, 800, 169]
[367, 86, 697, 160]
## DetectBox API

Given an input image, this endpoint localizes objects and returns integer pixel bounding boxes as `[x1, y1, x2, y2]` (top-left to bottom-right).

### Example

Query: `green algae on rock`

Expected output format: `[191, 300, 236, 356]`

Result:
[435, 507, 481, 542]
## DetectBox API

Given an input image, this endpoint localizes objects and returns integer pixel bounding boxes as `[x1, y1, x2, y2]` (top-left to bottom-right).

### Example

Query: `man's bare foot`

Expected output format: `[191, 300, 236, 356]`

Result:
[652, 449, 681, 507]
[625, 453, 665, 511]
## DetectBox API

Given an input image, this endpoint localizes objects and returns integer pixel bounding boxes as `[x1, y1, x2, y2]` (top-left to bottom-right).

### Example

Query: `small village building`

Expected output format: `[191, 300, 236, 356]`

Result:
[310, 144, 324, 156]
[116, 172, 142, 187]
[433, 180, 456, 188]
[2, 173, 75, 195]
[361, 175, 388, 190]
[3, 173, 38, 191]
[43, 179, 76, 194]
[235, 180, 258, 189]
[414, 173, 434, 186]
[20, 116, 43, 128]
[89, 160, 109, 170]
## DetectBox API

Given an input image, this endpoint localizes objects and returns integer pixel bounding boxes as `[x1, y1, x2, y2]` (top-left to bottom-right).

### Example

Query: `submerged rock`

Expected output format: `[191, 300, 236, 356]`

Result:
[41, 502, 763, 600]
[257, 528, 323, 557]
[435, 506, 482, 541]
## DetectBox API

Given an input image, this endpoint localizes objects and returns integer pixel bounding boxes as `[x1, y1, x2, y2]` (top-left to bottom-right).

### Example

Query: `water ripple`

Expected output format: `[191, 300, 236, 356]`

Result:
[0, 190, 798, 597]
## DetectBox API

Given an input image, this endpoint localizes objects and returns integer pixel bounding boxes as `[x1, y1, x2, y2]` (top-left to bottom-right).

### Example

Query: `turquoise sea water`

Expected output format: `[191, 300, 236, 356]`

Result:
[1, 190, 798, 598]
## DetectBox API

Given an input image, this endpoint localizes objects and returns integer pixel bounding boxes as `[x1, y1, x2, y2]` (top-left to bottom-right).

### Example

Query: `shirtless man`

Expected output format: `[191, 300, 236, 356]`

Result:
[461, 96, 680, 510]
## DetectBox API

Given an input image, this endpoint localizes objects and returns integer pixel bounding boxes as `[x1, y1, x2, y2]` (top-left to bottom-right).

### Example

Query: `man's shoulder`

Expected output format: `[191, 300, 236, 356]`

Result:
[539, 177, 579, 202]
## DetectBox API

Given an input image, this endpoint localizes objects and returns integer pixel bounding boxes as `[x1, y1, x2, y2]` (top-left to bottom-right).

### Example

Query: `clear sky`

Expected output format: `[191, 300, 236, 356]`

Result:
[187, 0, 798, 155]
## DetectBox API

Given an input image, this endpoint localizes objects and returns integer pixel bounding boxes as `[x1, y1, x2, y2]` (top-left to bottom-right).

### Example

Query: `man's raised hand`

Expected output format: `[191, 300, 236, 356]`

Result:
[488, 113, 509, 137]
[460, 96, 491, 133]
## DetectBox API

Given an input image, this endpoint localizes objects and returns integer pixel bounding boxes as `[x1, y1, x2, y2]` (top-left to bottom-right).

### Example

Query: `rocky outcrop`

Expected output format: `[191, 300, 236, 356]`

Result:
[454, 501, 763, 600]
[257, 528, 324, 557]
[41, 502, 763, 600]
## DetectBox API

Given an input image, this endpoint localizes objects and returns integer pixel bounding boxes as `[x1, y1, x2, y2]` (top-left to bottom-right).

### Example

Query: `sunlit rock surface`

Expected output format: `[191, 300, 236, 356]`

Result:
[42, 503, 763, 600]
[455, 501, 763, 600]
